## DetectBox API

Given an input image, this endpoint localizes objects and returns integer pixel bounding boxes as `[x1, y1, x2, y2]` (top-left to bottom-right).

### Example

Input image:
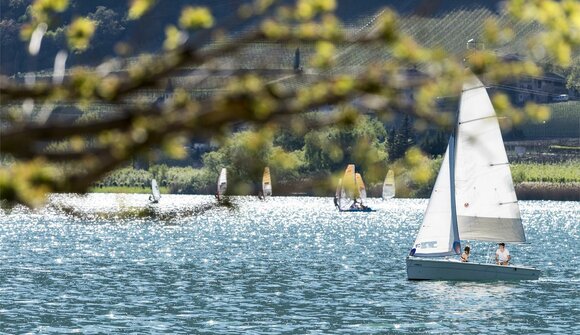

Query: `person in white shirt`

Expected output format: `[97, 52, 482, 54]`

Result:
[495, 242, 511, 265]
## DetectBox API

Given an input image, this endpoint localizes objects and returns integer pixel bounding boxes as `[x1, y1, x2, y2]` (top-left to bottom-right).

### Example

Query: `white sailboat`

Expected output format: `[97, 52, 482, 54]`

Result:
[216, 168, 227, 201]
[262, 167, 272, 197]
[149, 179, 161, 203]
[406, 75, 540, 281]
[382, 169, 395, 200]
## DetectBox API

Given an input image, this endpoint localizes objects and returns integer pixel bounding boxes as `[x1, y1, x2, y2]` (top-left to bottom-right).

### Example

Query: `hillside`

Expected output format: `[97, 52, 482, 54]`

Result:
[1, 0, 505, 75]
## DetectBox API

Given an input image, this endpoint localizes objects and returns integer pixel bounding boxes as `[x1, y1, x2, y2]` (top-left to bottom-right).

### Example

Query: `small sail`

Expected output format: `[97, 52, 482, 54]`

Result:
[150, 179, 161, 203]
[334, 178, 342, 208]
[355, 173, 367, 201]
[262, 167, 272, 197]
[382, 170, 395, 200]
[454, 76, 525, 242]
[339, 164, 356, 210]
[217, 168, 227, 199]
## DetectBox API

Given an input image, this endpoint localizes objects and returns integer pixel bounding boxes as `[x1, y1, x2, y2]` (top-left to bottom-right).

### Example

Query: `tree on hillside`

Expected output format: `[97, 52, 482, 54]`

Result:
[303, 115, 387, 181]
[0, 0, 578, 206]
[201, 129, 304, 194]
[387, 115, 416, 161]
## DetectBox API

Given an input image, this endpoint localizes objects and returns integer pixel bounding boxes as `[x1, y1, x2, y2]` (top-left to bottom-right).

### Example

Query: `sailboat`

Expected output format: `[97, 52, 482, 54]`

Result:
[216, 168, 227, 201]
[262, 167, 272, 198]
[336, 164, 374, 212]
[406, 74, 540, 281]
[149, 179, 161, 204]
[382, 170, 395, 200]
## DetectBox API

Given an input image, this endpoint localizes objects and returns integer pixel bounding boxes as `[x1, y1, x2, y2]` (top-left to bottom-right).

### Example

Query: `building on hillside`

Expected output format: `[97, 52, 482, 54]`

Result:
[488, 55, 576, 105]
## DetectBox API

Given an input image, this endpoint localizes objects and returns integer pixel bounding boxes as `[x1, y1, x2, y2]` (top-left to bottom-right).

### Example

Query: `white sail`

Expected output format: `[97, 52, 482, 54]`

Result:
[217, 168, 227, 198]
[339, 164, 356, 210]
[382, 170, 395, 199]
[262, 167, 272, 197]
[454, 76, 525, 242]
[150, 179, 161, 203]
[412, 138, 460, 257]
[335, 178, 342, 199]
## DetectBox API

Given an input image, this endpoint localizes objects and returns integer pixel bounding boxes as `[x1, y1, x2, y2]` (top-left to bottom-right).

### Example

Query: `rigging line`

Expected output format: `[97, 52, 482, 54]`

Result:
[461, 85, 486, 93]
[499, 201, 518, 205]
[458, 115, 496, 125]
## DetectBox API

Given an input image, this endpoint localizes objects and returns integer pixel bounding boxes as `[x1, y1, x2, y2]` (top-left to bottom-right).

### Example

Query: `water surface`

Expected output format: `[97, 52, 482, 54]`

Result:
[0, 195, 578, 334]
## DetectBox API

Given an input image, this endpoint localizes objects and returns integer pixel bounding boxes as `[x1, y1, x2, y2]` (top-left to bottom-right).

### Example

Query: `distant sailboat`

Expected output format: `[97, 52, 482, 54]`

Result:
[336, 164, 373, 212]
[262, 167, 272, 198]
[406, 74, 540, 281]
[216, 168, 227, 201]
[382, 170, 395, 200]
[149, 179, 161, 204]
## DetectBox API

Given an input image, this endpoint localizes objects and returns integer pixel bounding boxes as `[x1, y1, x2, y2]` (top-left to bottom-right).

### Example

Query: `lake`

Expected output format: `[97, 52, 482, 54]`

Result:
[0, 195, 578, 334]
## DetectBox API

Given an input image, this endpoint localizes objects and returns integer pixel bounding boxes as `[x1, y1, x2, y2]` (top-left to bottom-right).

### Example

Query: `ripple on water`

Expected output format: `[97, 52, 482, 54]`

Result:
[0, 195, 578, 334]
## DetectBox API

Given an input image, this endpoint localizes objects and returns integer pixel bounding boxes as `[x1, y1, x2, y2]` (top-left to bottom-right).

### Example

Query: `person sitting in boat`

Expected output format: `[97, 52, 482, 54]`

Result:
[333, 196, 339, 209]
[461, 246, 470, 262]
[495, 243, 511, 266]
[350, 199, 362, 210]
[258, 191, 264, 200]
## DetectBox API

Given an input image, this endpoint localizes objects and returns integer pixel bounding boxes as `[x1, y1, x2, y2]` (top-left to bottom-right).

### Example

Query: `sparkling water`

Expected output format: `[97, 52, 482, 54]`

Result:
[0, 195, 578, 334]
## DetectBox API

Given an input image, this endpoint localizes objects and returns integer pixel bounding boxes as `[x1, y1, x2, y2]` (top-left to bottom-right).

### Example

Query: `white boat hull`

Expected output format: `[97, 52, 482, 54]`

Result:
[406, 256, 540, 281]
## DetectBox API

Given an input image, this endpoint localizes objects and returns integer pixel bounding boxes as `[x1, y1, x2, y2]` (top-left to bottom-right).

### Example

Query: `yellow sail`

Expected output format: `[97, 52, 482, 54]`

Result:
[342, 164, 356, 198]
[355, 173, 367, 200]
[262, 167, 272, 196]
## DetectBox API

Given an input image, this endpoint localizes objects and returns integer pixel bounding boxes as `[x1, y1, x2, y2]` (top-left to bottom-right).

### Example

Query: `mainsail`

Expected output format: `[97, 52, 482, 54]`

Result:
[217, 168, 227, 199]
[382, 170, 395, 199]
[262, 167, 272, 197]
[454, 76, 525, 242]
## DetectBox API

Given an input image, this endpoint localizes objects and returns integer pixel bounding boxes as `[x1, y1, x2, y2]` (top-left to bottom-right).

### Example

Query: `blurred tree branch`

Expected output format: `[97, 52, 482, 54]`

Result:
[1, 0, 579, 206]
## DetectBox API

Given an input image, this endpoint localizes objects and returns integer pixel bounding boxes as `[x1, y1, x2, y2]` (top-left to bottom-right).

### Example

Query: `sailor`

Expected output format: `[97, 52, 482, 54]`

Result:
[461, 246, 470, 262]
[333, 196, 339, 208]
[495, 243, 511, 265]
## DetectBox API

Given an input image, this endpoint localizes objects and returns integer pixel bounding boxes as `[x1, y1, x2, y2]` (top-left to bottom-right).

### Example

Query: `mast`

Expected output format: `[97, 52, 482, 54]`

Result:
[448, 114, 461, 254]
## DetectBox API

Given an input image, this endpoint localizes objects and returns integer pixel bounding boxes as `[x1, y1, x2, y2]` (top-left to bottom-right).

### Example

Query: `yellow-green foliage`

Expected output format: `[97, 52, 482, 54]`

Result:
[511, 161, 580, 183]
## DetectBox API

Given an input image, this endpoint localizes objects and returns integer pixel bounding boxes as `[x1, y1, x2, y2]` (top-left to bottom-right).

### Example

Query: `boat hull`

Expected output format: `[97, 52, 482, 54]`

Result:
[339, 208, 375, 212]
[406, 256, 540, 281]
